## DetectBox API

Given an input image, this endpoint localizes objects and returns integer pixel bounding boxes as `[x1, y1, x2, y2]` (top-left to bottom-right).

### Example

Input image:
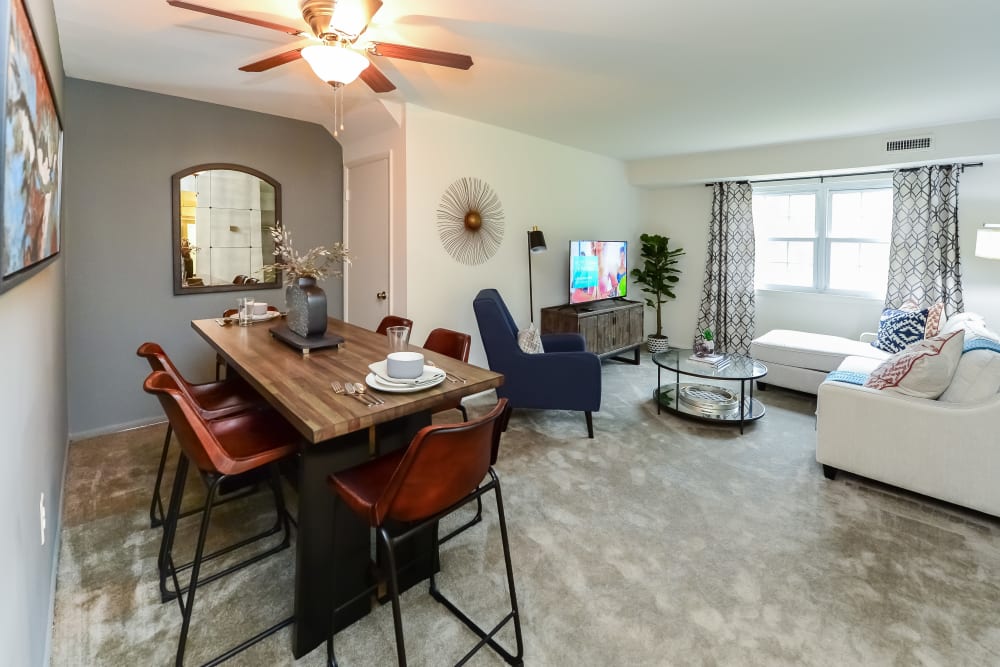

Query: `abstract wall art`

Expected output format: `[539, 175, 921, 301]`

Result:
[0, 0, 63, 294]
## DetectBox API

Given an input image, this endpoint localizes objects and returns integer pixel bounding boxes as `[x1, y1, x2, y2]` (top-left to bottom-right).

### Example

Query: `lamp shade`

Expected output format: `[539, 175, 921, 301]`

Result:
[975, 226, 1000, 260]
[301, 44, 369, 85]
[528, 228, 547, 253]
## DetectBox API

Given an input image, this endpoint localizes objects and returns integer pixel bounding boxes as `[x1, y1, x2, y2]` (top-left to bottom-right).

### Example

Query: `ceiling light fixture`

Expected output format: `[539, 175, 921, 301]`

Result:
[301, 43, 369, 85]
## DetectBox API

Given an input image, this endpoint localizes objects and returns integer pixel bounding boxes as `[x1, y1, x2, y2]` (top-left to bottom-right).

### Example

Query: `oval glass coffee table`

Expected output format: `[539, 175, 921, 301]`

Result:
[652, 348, 768, 434]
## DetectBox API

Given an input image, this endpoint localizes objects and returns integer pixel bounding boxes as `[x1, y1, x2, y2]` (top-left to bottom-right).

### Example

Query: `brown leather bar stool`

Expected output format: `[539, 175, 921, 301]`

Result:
[144, 370, 300, 667]
[422, 327, 472, 421]
[326, 399, 523, 667]
[375, 315, 414, 335]
[137, 342, 265, 529]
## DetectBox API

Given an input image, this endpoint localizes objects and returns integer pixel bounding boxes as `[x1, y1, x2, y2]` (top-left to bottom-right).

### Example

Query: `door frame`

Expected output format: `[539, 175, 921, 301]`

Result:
[343, 151, 394, 323]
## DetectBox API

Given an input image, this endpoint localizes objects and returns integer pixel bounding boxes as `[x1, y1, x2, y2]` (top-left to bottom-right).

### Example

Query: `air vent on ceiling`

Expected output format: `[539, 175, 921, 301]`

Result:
[885, 136, 933, 152]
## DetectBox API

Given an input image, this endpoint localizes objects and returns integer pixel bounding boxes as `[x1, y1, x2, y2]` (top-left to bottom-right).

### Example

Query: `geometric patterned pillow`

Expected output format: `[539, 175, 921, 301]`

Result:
[517, 323, 544, 354]
[864, 330, 964, 398]
[924, 302, 944, 338]
[871, 307, 929, 353]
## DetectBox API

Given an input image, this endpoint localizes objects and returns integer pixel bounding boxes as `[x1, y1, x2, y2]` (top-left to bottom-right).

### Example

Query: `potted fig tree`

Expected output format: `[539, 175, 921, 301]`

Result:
[630, 233, 685, 353]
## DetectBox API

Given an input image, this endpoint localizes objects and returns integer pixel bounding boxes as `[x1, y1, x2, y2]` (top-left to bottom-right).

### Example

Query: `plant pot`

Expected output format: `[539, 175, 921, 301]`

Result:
[286, 276, 327, 337]
[646, 335, 670, 353]
[693, 338, 715, 357]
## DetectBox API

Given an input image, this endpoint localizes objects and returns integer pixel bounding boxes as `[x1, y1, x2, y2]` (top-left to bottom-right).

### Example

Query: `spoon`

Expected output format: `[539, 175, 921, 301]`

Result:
[354, 382, 383, 405]
[344, 382, 374, 407]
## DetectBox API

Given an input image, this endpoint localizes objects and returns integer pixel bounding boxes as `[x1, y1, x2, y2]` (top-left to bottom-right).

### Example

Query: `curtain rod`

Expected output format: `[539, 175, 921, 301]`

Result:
[704, 162, 984, 187]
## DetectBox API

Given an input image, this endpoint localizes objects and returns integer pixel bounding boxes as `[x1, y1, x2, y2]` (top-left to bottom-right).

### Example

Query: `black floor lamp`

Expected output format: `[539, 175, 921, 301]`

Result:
[527, 226, 547, 323]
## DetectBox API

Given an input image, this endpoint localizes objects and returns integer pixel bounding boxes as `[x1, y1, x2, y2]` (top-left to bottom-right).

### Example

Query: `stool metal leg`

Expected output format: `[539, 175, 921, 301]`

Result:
[428, 473, 524, 665]
[150, 424, 174, 527]
[175, 476, 222, 666]
[380, 525, 409, 666]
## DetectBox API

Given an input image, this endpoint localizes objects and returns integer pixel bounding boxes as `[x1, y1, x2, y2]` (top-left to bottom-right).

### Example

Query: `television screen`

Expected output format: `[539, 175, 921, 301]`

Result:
[569, 240, 627, 304]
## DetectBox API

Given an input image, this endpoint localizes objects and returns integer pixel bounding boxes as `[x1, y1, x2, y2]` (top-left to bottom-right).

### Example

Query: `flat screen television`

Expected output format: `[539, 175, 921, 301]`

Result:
[569, 240, 628, 305]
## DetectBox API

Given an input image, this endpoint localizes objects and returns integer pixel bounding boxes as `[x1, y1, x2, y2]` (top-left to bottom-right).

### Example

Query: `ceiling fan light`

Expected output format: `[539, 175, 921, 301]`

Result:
[301, 44, 369, 85]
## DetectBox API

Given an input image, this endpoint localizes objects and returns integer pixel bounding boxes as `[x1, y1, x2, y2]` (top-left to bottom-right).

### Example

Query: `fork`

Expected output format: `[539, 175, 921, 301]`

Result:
[345, 382, 376, 407]
[354, 382, 384, 405]
[332, 381, 371, 407]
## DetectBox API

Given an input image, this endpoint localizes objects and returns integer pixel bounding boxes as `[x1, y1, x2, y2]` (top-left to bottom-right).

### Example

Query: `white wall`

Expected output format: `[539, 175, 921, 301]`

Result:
[402, 105, 640, 365]
[958, 161, 1000, 326]
[636, 130, 1000, 342]
[0, 1, 67, 664]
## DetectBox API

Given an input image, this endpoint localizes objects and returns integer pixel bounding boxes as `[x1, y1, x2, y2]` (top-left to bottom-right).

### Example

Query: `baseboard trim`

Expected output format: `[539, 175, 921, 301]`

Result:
[69, 416, 165, 443]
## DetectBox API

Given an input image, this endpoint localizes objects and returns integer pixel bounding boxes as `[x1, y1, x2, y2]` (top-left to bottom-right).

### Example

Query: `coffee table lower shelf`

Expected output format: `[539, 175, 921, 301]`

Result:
[654, 382, 765, 427]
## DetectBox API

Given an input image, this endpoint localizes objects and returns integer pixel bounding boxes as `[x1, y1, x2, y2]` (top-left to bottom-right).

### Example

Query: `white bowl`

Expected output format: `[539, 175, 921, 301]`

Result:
[386, 351, 424, 379]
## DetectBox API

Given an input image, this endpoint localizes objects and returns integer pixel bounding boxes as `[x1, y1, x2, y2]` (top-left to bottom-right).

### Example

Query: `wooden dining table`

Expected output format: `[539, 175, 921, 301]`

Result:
[191, 316, 503, 658]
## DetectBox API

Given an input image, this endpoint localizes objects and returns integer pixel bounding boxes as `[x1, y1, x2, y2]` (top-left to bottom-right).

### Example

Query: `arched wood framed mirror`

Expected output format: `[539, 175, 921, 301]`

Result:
[171, 163, 282, 295]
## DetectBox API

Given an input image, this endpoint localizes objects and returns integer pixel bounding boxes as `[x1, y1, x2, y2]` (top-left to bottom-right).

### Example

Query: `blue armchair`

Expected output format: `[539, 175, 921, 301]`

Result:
[473, 289, 602, 437]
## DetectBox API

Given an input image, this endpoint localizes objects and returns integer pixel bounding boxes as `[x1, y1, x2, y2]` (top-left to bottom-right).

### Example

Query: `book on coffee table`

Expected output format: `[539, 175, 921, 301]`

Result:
[688, 353, 729, 367]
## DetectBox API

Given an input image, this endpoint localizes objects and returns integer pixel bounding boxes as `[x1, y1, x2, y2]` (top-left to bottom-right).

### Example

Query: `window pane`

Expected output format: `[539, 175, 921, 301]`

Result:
[757, 240, 813, 287]
[828, 241, 889, 295]
[830, 188, 891, 240]
[753, 193, 816, 237]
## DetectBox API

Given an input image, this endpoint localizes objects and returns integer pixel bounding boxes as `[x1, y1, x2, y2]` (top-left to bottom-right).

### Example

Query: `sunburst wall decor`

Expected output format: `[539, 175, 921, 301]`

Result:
[436, 177, 505, 265]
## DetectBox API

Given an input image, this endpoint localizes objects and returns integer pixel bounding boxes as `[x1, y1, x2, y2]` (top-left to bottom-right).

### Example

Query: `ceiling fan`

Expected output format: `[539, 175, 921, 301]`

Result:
[165, 0, 474, 94]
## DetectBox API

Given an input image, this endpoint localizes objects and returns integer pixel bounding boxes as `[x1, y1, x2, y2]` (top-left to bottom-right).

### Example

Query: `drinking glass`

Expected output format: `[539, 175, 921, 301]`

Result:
[238, 297, 255, 327]
[386, 325, 410, 353]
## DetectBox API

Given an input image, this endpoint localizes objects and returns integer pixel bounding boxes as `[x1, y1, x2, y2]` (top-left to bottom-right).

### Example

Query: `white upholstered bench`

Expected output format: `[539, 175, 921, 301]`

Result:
[749, 329, 889, 394]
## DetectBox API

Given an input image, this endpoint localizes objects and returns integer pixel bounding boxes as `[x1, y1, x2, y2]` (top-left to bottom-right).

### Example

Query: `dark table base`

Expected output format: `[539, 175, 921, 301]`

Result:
[292, 411, 434, 658]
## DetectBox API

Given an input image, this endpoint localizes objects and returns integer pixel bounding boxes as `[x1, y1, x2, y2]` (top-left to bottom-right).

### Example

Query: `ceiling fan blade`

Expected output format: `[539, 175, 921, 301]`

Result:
[358, 60, 396, 93]
[370, 42, 473, 70]
[359, 0, 383, 28]
[239, 49, 304, 73]
[166, 1, 305, 37]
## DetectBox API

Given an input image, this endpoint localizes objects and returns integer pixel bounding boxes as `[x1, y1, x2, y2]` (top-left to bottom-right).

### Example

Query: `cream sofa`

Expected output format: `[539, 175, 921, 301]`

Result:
[816, 314, 1000, 517]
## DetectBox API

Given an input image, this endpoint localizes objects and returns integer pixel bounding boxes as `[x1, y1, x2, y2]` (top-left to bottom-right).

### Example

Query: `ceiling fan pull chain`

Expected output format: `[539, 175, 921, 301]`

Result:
[338, 84, 345, 133]
[333, 83, 339, 138]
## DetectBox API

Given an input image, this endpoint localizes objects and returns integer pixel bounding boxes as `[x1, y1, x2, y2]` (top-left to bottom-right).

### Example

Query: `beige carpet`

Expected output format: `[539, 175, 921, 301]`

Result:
[51, 355, 1000, 665]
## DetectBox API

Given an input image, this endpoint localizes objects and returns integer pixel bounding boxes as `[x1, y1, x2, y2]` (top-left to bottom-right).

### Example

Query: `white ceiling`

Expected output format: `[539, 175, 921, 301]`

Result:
[53, 0, 1000, 160]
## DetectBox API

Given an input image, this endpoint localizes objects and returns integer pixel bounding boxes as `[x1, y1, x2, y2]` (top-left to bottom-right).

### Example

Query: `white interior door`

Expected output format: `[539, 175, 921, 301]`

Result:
[345, 155, 390, 329]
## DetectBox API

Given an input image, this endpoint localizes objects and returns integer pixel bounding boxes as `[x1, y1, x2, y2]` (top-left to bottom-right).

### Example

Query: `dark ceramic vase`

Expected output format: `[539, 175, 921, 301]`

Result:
[286, 276, 327, 337]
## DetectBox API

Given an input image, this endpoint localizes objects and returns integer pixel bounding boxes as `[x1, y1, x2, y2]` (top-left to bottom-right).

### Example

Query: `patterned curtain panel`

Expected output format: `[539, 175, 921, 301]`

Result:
[886, 165, 964, 316]
[696, 182, 756, 355]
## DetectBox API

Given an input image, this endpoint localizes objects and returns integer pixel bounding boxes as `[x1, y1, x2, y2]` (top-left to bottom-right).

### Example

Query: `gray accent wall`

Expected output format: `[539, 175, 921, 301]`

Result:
[0, 1, 66, 664]
[64, 80, 344, 437]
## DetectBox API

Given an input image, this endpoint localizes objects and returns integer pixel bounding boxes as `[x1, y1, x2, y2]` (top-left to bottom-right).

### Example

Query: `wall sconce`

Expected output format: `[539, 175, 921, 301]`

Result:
[975, 224, 1000, 260]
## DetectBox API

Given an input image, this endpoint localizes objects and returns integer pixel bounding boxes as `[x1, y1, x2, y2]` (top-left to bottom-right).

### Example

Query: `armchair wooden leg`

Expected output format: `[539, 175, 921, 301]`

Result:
[584, 411, 593, 439]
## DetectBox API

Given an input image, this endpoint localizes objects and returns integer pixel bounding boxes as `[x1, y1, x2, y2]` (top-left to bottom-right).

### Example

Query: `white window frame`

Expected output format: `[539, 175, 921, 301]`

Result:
[752, 176, 892, 299]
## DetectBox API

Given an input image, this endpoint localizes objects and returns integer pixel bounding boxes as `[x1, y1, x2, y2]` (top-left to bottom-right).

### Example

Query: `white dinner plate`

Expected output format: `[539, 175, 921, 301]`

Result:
[365, 372, 446, 393]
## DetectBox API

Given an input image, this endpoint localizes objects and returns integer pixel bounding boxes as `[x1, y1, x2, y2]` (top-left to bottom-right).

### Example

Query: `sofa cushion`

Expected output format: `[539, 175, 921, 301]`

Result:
[750, 329, 888, 373]
[940, 312, 1000, 343]
[864, 330, 964, 398]
[871, 308, 929, 353]
[837, 355, 885, 375]
[939, 340, 1000, 403]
